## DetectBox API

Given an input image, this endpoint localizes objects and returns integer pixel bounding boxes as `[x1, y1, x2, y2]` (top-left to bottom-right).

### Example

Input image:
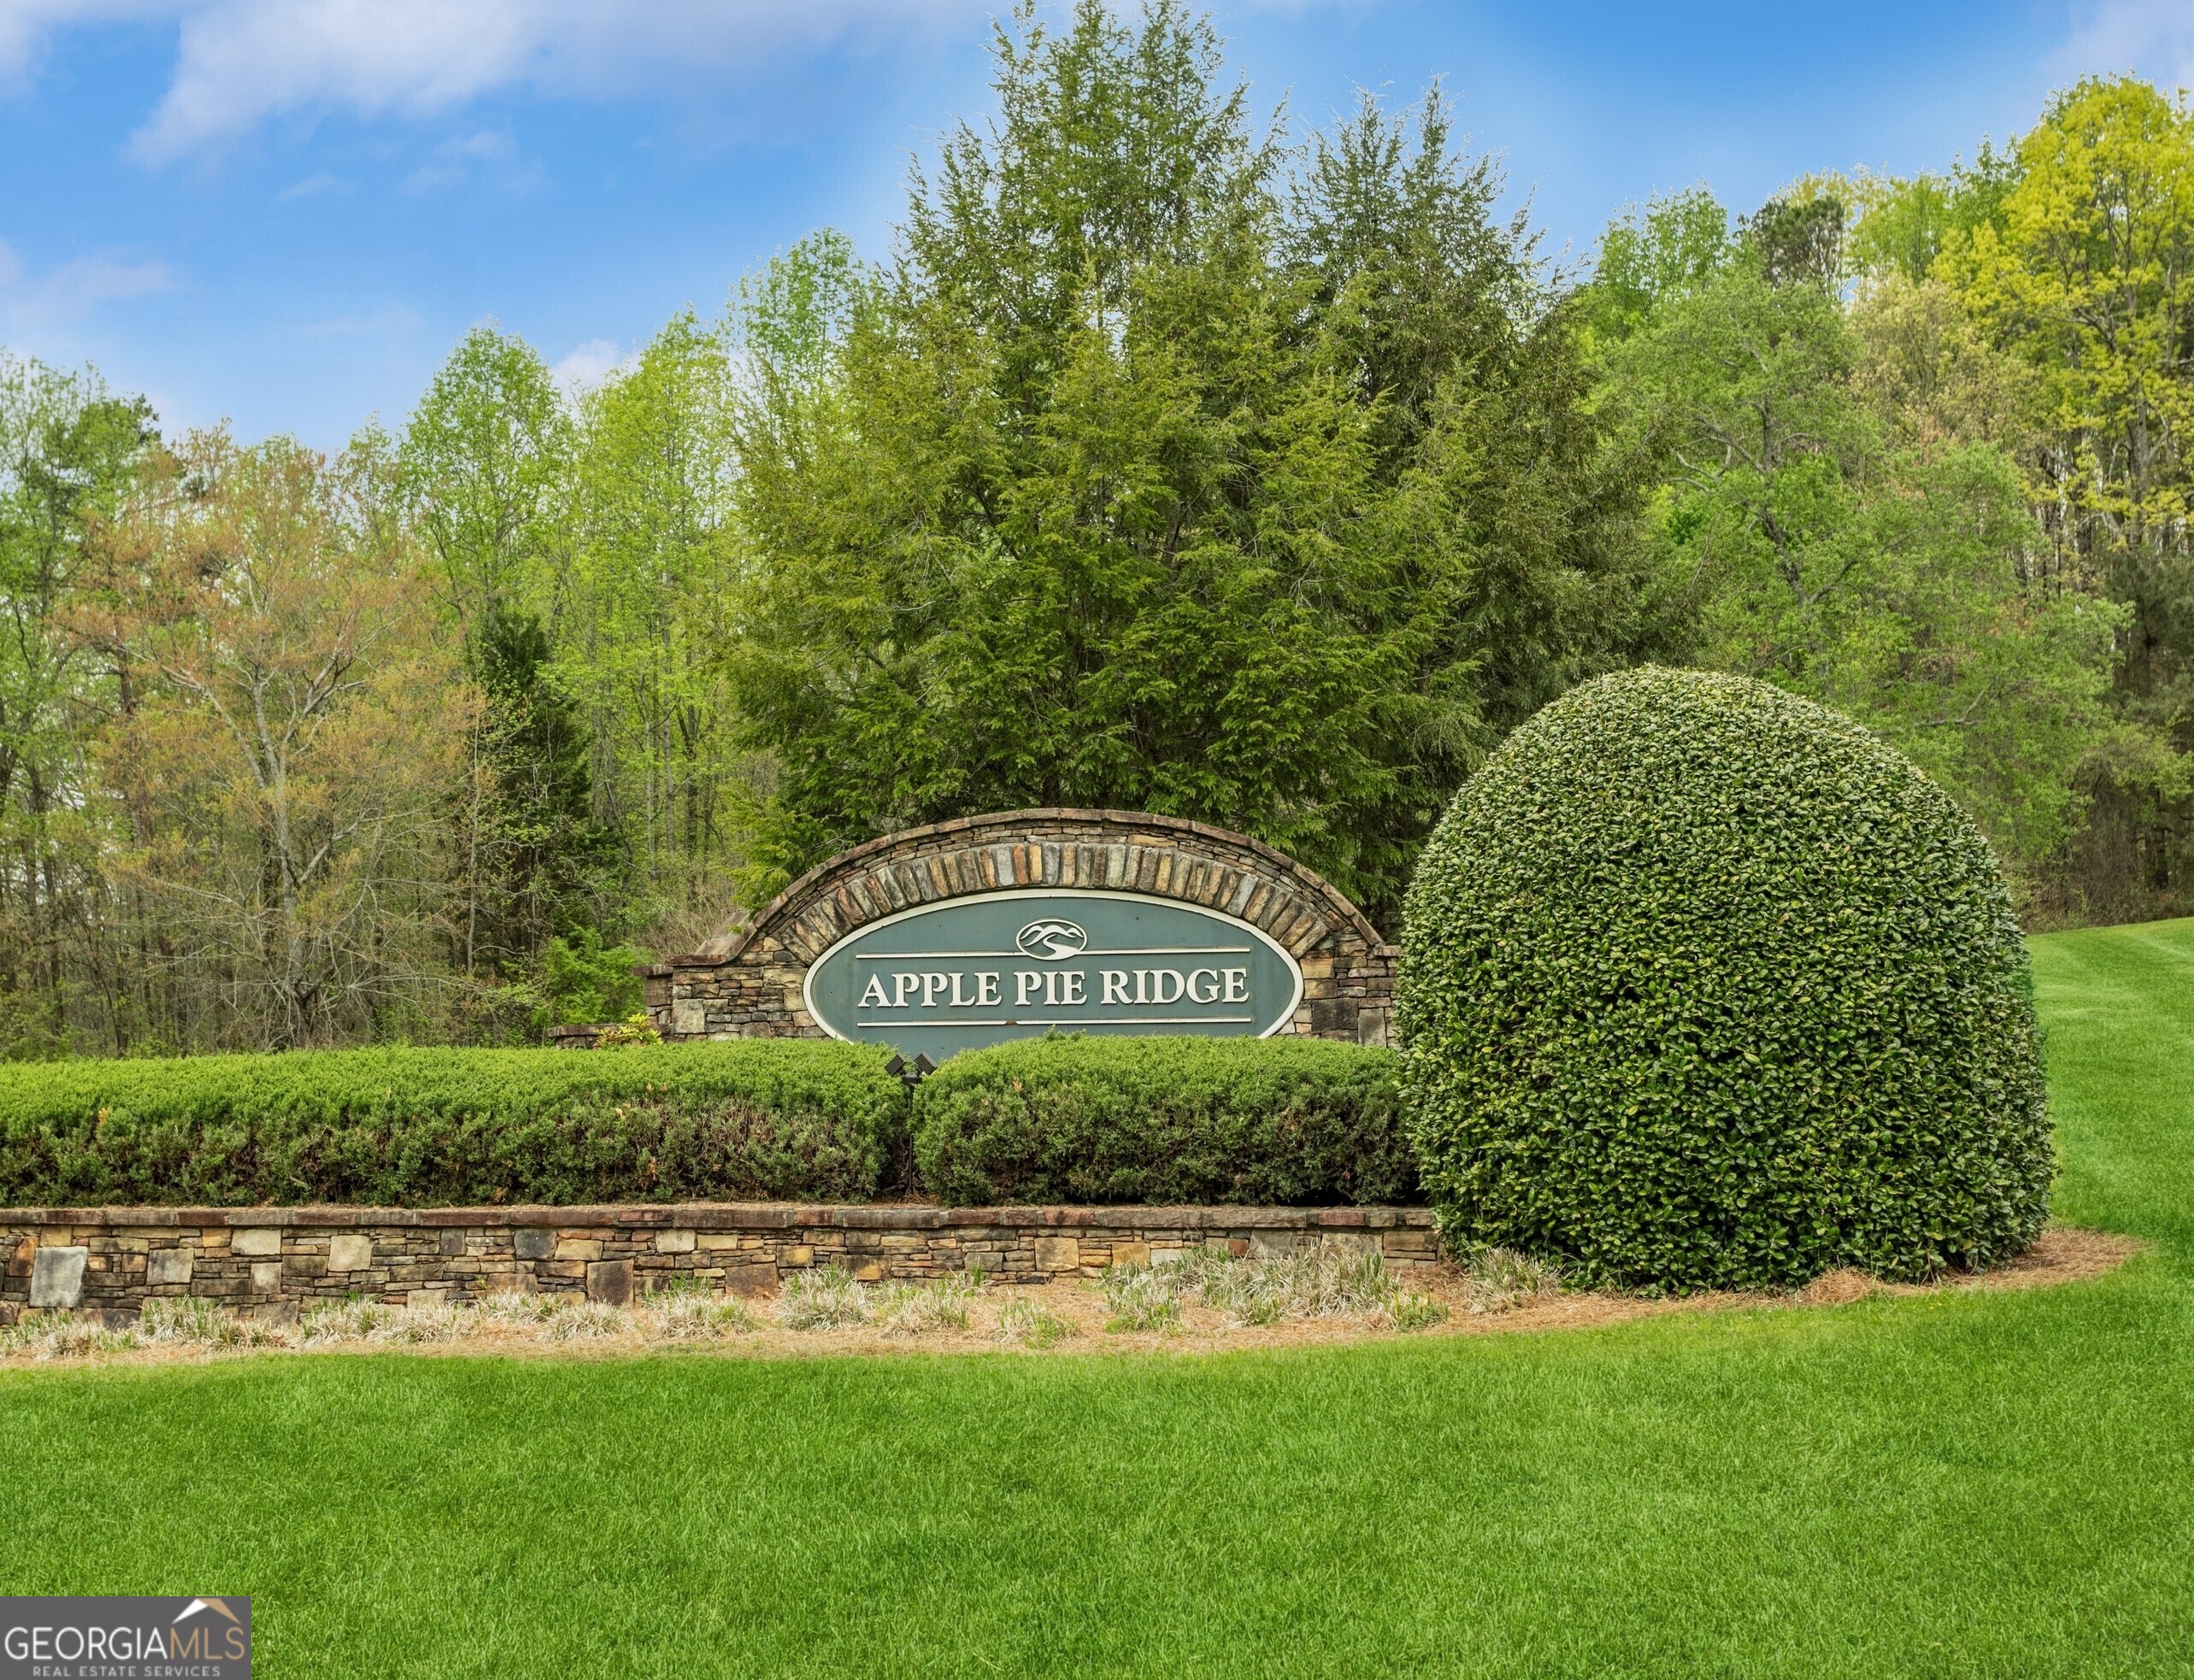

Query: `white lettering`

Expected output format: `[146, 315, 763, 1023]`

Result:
[859, 973, 892, 1008]
[1062, 970, 1086, 1003]
[1152, 968, 1185, 1004]
[950, 972, 977, 1007]
[893, 972, 921, 1008]
[1224, 967, 1249, 1002]
[1187, 967, 1220, 1003]
[1133, 970, 1150, 1004]
[56, 1625, 81, 1660]
[1016, 970, 1044, 1007]
[1101, 970, 1131, 1003]
[921, 972, 950, 1007]
[979, 972, 1002, 1005]
[5, 1629, 26, 1660]
[1044, 969, 1062, 1006]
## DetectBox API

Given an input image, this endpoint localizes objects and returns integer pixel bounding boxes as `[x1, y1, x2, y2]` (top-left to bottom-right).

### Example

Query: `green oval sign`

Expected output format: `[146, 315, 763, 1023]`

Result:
[803, 888, 1305, 1058]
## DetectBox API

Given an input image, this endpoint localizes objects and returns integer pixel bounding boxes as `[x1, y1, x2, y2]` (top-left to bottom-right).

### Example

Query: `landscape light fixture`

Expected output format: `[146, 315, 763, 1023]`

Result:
[885, 1052, 938, 1085]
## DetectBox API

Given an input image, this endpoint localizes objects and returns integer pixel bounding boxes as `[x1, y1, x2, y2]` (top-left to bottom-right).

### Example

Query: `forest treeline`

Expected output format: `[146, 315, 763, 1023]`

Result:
[3, 1, 2190, 1054]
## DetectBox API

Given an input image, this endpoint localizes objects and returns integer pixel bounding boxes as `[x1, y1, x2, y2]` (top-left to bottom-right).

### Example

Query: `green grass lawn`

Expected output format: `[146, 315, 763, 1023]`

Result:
[4, 922, 2192, 1678]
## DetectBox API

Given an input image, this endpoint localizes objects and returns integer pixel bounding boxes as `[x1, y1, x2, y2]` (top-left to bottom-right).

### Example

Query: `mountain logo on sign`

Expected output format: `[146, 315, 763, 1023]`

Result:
[1015, 919, 1087, 960]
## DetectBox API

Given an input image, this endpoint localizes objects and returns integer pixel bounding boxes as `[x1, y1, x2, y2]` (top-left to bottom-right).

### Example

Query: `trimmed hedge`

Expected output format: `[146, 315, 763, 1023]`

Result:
[0, 1042, 903, 1207]
[911, 1035, 1416, 1207]
[1394, 667, 2052, 1292]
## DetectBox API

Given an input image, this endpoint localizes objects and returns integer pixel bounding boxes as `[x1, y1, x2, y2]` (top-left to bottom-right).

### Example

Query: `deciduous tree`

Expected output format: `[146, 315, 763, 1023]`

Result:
[1934, 76, 2194, 908]
[1603, 196, 2133, 882]
[0, 356, 153, 1053]
[400, 328, 616, 985]
[98, 432, 465, 1048]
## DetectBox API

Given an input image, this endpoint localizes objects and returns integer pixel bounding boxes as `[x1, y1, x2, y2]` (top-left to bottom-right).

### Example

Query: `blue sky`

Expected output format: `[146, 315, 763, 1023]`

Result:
[2, 1, 2189, 447]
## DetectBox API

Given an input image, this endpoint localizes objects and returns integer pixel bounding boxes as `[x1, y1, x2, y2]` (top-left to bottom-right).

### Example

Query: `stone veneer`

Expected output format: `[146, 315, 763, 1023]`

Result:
[1, 1203, 1439, 1322]
[634, 808, 1398, 1048]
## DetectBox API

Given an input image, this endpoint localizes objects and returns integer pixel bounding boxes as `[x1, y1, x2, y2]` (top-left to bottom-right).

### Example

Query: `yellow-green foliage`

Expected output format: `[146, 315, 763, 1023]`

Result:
[1396, 667, 2052, 1291]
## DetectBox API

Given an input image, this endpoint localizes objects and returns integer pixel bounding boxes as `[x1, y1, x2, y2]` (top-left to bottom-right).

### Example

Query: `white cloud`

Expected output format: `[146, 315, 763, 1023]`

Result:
[49, 253, 174, 300]
[0, 1, 174, 89]
[287, 303, 417, 338]
[399, 126, 529, 193]
[0, 239, 176, 344]
[274, 169, 347, 199]
[551, 337, 635, 392]
[15, 0, 983, 161]
[0, 246, 174, 307]
[2057, 2, 2194, 91]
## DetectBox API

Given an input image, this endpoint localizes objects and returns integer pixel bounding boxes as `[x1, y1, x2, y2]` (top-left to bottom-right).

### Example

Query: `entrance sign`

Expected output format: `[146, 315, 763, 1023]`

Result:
[639, 809, 1396, 1054]
[803, 888, 1305, 1056]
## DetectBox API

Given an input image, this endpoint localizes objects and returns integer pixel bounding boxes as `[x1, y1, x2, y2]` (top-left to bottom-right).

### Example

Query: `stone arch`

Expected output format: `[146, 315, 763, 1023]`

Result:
[641, 808, 1397, 1046]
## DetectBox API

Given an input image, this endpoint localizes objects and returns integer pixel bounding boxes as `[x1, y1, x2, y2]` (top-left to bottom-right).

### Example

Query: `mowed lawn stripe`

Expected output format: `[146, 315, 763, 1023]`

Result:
[2, 919, 2191, 1677]
[2032, 916, 2194, 1252]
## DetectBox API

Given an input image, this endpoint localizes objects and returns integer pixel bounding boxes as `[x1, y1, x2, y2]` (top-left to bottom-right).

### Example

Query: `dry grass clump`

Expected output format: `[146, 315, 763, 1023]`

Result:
[874, 1276, 977, 1336]
[1102, 1246, 1450, 1333]
[647, 1278, 759, 1339]
[299, 1299, 389, 1342]
[997, 1295, 1073, 1348]
[0, 1313, 142, 1360]
[1100, 1262, 1185, 1332]
[656, 1295, 758, 1339]
[1462, 1247, 1562, 1315]
[374, 1304, 479, 1344]
[539, 1301, 632, 1341]
[297, 1297, 480, 1344]
[1179, 1246, 1397, 1324]
[779, 1264, 869, 1330]
[474, 1289, 569, 1328]
[4, 1305, 266, 1358]
[298, 1289, 632, 1343]
[1376, 1290, 1451, 1331]
[143, 1295, 296, 1348]
[3, 1299, 303, 1360]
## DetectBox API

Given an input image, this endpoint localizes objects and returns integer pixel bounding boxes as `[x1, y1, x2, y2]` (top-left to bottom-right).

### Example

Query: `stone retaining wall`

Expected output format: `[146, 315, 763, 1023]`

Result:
[1, 1203, 1440, 1322]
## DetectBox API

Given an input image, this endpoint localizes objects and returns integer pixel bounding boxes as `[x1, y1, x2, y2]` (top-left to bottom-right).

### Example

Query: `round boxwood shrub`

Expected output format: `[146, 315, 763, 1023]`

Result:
[1394, 667, 2051, 1292]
